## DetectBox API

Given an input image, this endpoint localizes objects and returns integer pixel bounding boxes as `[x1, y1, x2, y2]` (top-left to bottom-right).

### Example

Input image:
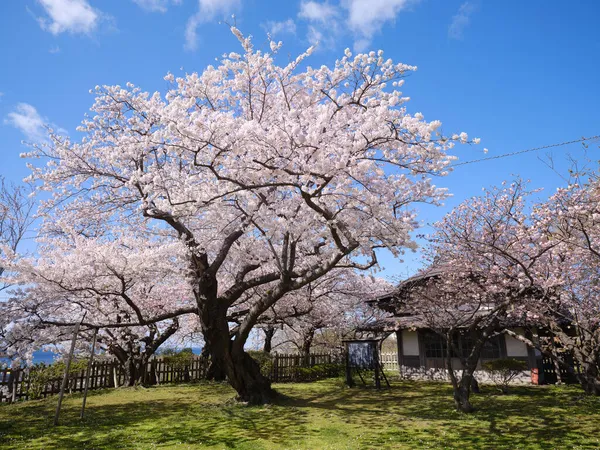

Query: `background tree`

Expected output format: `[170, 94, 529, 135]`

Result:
[0, 235, 198, 384]
[261, 270, 389, 357]
[424, 175, 600, 397]
[399, 180, 556, 412]
[518, 178, 600, 394]
[0, 177, 34, 292]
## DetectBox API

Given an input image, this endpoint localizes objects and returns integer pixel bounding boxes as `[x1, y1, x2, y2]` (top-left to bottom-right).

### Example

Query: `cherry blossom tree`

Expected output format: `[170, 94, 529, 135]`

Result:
[400, 180, 556, 412]
[0, 177, 34, 292]
[22, 28, 470, 403]
[522, 179, 600, 394]
[259, 269, 389, 357]
[0, 235, 199, 385]
[422, 176, 600, 398]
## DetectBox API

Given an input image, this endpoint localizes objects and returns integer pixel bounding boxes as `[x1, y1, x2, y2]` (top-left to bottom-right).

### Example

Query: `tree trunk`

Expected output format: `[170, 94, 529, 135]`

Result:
[447, 351, 475, 412]
[470, 376, 480, 394]
[110, 347, 146, 387]
[105, 321, 179, 387]
[445, 328, 491, 413]
[199, 298, 277, 404]
[554, 358, 563, 384]
[453, 376, 475, 413]
[197, 345, 224, 380]
[206, 358, 227, 381]
[200, 345, 210, 358]
[580, 377, 600, 395]
[122, 355, 150, 386]
[300, 329, 315, 364]
[578, 364, 600, 396]
[228, 345, 277, 404]
[263, 326, 276, 354]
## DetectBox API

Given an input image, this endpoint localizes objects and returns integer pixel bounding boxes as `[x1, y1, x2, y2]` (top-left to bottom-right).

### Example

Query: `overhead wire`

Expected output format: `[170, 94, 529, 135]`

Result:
[451, 135, 600, 168]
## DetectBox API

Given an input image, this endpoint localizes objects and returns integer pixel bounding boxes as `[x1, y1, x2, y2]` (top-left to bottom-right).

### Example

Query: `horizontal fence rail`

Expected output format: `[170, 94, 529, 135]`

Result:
[3, 350, 577, 403]
[269, 352, 343, 382]
[0, 352, 342, 403]
[0, 357, 209, 404]
[380, 353, 400, 372]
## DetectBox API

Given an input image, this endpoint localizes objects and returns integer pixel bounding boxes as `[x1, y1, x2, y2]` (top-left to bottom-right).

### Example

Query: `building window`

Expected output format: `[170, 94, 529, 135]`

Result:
[422, 331, 447, 358]
[481, 335, 502, 359]
[454, 333, 502, 359]
[421, 330, 502, 359]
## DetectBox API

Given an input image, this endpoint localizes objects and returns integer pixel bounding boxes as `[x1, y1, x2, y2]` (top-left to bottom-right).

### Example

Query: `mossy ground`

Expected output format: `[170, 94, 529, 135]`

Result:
[1, 379, 599, 449]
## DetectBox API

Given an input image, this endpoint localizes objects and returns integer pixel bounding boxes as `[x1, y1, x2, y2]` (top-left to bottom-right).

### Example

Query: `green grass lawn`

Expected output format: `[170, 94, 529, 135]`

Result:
[1, 379, 599, 449]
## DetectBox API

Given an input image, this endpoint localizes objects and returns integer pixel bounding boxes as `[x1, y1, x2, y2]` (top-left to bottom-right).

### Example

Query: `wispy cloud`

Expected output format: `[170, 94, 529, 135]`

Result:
[4, 103, 48, 142]
[295, 0, 418, 52]
[132, 0, 182, 13]
[344, 0, 415, 52]
[35, 0, 101, 35]
[49, 45, 61, 54]
[185, 0, 242, 51]
[263, 19, 297, 36]
[298, 1, 338, 23]
[448, 1, 477, 40]
[297, 1, 341, 48]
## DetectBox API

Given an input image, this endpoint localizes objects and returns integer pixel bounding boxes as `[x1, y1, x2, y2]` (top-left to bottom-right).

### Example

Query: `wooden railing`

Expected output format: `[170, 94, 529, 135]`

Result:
[269, 353, 343, 382]
[0, 357, 209, 403]
[0, 352, 345, 403]
[380, 352, 399, 372]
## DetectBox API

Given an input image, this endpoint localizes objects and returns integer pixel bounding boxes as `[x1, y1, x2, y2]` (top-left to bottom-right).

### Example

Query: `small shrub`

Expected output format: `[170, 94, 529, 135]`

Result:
[160, 348, 196, 369]
[28, 360, 88, 400]
[292, 363, 343, 381]
[483, 358, 528, 394]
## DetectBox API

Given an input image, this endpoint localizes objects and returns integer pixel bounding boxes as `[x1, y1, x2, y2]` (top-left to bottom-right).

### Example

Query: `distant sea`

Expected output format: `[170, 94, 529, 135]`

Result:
[3, 347, 203, 367]
[0, 350, 56, 366]
[33, 350, 56, 364]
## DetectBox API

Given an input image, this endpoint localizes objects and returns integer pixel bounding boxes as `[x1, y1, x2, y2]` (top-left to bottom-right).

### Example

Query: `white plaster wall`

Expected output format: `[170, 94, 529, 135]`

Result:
[402, 330, 419, 356]
[505, 328, 529, 357]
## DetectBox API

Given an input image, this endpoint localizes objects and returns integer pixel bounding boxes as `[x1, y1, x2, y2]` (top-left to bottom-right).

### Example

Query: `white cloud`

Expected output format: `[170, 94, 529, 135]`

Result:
[49, 45, 61, 54]
[448, 2, 477, 40]
[353, 38, 370, 52]
[263, 19, 296, 36]
[36, 0, 100, 35]
[295, 0, 418, 51]
[343, 0, 414, 51]
[185, 0, 241, 51]
[298, 1, 338, 23]
[297, 1, 341, 49]
[4, 103, 48, 142]
[132, 0, 181, 13]
[306, 25, 323, 46]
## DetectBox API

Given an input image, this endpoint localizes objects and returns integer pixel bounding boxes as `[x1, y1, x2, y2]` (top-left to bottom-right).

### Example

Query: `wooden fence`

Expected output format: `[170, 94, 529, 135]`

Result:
[380, 352, 399, 372]
[0, 357, 209, 404]
[0, 352, 344, 403]
[269, 352, 343, 382]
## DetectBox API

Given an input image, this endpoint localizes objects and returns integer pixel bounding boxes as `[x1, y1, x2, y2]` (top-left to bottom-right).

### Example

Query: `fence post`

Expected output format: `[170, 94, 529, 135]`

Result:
[272, 354, 279, 383]
[10, 369, 19, 403]
[80, 327, 98, 419]
[54, 314, 85, 426]
[112, 363, 118, 388]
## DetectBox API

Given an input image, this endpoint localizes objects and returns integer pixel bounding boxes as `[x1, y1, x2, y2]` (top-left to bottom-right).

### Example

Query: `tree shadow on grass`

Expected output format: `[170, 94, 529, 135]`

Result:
[1, 389, 310, 449]
[2, 381, 599, 450]
[277, 380, 600, 449]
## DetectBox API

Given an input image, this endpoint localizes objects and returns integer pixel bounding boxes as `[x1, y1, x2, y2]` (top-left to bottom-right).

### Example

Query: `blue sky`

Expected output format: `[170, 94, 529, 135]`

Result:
[0, 0, 599, 278]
